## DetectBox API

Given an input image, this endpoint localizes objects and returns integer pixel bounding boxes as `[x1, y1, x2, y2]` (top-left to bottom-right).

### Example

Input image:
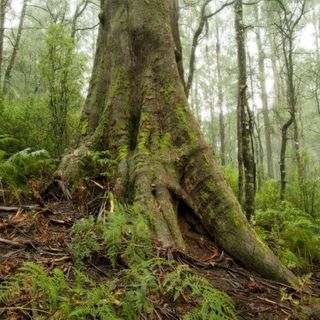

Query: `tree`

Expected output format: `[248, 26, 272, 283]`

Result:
[0, 0, 9, 80]
[185, 0, 234, 98]
[254, 3, 274, 179]
[272, 0, 306, 200]
[0, 0, 9, 113]
[3, 0, 28, 94]
[57, 0, 297, 286]
[215, 21, 226, 166]
[41, 23, 83, 158]
[234, 0, 256, 219]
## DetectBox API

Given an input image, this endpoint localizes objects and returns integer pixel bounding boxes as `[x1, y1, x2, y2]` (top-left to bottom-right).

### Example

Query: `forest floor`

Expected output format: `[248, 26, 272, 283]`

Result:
[0, 200, 320, 320]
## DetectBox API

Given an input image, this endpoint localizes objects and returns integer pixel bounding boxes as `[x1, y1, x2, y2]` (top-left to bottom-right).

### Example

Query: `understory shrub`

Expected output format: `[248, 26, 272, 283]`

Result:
[254, 201, 320, 269]
[0, 148, 56, 192]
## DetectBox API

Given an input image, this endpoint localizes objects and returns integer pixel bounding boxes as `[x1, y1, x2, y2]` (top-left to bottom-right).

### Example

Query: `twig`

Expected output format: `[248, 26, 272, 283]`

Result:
[0, 237, 27, 247]
[256, 296, 292, 311]
[0, 205, 40, 212]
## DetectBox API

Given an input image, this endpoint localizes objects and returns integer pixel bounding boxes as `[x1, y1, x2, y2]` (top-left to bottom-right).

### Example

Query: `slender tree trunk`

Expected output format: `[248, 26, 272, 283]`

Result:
[209, 96, 215, 148]
[194, 70, 201, 123]
[276, 0, 306, 200]
[254, 4, 274, 178]
[0, 0, 8, 112]
[235, 0, 256, 219]
[312, 8, 320, 114]
[0, 0, 8, 80]
[71, 0, 89, 39]
[312, 7, 319, 57]
[185, 0, 211, 97]
[280, 40, 300, 200]
[58, 0, 297, 286]
[215, 22, 226, 166]
[247, 49, 264, 190]
[3, 0, 27, 94]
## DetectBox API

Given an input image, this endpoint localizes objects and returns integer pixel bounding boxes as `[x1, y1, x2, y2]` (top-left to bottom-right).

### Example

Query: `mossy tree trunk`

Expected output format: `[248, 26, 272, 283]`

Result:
[235, 0, 256, 220]
[59, 0, 297, 286]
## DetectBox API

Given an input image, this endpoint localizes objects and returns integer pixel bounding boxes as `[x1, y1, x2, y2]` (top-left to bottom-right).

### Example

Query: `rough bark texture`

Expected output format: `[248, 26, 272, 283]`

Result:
[59, 0, 297, 286]
[235, 0, 256, 220]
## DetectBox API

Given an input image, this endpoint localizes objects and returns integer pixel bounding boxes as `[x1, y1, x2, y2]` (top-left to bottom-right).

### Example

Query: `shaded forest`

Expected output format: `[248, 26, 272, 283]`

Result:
[0, 0, 320, 319]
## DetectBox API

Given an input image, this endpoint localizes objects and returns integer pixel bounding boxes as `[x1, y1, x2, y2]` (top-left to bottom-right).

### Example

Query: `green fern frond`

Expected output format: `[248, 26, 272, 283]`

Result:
[164, 266, 237, 320]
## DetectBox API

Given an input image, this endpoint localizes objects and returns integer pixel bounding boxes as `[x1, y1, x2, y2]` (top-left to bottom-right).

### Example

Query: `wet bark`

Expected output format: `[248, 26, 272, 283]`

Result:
[59, 0, 297, 286]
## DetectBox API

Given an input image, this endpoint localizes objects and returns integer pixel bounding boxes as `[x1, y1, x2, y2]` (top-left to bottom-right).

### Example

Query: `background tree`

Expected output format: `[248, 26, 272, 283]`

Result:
[271, 0, 307, 200]
[235, 0, 256, 219]
[40, 23, 84, 158]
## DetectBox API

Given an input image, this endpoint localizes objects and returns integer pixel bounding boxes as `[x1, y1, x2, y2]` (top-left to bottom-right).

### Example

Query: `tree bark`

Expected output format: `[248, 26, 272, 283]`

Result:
[235, 0, 256, 220]
[3, 0, 28, 94]
[58, 0, 297, 286]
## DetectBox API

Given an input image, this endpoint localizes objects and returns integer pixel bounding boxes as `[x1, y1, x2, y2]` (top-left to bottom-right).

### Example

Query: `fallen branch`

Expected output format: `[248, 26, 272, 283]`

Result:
[0, 205, 40, 212]
[0, 237, 26, 247]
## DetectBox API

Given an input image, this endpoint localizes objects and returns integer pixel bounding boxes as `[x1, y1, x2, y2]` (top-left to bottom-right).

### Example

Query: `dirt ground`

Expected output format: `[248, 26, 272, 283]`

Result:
[0, 201, 319, 319]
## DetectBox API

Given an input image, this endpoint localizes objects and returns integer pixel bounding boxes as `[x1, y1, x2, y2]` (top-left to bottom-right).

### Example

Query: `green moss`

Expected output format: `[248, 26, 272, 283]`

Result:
[175, 104, 197, 144]
[137, 113, 151, 155]
[159, 133, 172, 151]
[160, 85, 175, 105]
[80, 118, 89, 136]
[118, 144, 129, 161]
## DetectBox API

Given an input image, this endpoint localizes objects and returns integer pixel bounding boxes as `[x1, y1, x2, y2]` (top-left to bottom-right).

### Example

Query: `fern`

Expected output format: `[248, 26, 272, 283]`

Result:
[0, 147, 55, 190]
[0, 263, 121, 320]
[164, 265, 237, 320]
[69, 203, 153, 268]
[68, 216, 101, 265]
[254, 201, 320, 269]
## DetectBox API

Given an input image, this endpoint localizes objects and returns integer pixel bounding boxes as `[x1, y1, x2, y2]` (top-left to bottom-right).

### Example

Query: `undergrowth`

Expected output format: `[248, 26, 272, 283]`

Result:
[254, 183, 320, 270]
[68, 203, 153, 267]
[0, 148, 55, 197]
[1, 203, 237, 320]
[0, 259, 237, 320]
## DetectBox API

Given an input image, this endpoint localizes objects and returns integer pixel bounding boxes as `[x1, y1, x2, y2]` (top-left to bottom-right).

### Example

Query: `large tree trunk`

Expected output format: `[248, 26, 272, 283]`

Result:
[58, 0, 297, 286]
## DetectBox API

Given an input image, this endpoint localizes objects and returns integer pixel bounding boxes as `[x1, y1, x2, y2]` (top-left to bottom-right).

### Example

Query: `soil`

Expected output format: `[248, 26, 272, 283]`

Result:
[0, 201, 319, 320]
